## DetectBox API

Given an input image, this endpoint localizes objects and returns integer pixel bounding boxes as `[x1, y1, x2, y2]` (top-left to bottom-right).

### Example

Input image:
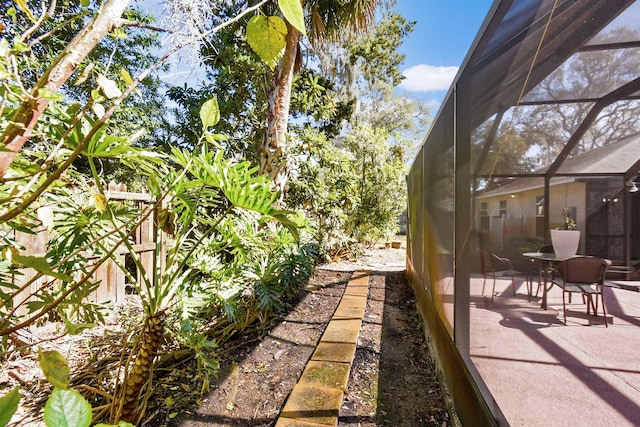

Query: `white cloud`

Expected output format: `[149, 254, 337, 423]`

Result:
[400, 64, 459, 92]
[423, 98, 441, 111]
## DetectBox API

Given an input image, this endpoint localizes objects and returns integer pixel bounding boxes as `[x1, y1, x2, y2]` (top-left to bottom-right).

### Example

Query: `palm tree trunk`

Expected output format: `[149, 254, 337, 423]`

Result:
[120, 309, 167, 423]
[259, 22, 300, 195]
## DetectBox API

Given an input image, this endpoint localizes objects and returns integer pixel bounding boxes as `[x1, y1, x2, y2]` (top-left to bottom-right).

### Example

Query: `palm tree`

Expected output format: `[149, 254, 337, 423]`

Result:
[259, 0, 383, 194]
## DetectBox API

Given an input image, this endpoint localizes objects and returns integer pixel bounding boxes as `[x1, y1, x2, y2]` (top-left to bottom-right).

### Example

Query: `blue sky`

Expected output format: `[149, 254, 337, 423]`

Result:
[395, 0, 494, 109]
[143, 0, 495, 110]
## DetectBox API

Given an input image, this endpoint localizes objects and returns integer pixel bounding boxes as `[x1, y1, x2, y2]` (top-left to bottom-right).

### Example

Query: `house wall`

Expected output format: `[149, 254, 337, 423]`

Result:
[477, 181, 587, 251]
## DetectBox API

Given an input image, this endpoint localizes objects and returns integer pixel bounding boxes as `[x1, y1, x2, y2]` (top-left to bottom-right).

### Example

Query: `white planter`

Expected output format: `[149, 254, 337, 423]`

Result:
[551, 229, 580, 258]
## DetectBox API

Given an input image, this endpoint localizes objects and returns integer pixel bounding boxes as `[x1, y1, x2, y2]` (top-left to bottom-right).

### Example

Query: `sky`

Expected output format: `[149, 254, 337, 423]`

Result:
[394, 0, 494, 110]
[143, 0, 495, 113]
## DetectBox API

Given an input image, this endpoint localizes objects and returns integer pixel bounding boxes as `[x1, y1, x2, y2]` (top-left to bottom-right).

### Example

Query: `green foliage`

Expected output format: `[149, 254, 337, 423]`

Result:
[278, 0, 306, 35]
[286, 124, 405, 258]
[200, 98, 220, 129]
[349, 14, 415, 88]
[290, 69, 355, 138]
[166, 9, 269, 158]
[181, 209, 316, 324]
[38, 349, 70, 390]
[0, 386, 20, 427]
[342, 124, 407, 242]
[174, 319, 220, 394]
[246, 15, 287, 69]
[1, 1, 316, 423]
[44, 388, 92, 427]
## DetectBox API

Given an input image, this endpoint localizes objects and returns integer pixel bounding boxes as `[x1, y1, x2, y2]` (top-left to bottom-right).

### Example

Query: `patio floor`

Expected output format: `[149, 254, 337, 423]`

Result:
[469, 276, 640, 426]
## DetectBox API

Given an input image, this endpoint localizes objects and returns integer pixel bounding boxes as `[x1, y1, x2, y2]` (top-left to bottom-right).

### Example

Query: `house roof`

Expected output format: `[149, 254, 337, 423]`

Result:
[478, 133, 640, 198]
[556, 132, 640, 174]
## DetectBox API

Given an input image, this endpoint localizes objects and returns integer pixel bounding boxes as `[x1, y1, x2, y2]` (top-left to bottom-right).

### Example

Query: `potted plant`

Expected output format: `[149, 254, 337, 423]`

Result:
[550, 207, 580, 258]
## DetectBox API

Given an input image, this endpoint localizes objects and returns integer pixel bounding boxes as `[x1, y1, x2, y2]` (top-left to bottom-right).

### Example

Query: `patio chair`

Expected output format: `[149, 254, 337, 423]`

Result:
[552, 256, 609, 327]
[479, 249, 522, 302]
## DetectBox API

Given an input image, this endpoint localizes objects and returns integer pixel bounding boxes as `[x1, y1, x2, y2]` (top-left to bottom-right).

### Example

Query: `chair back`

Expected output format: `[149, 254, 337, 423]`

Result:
[479, 249, 492, 272]
[558, 257, 608, 285]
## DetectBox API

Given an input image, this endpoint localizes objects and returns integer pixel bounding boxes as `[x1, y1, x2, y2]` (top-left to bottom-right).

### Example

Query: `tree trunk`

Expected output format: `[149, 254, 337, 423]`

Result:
[119, 309, 167, 423]
[259, 22, 300, 195]
[0, 0, 131, 178]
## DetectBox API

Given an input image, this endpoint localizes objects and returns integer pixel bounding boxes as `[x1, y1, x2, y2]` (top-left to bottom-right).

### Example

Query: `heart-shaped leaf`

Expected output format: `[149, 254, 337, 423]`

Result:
[246, 15, 287, 69]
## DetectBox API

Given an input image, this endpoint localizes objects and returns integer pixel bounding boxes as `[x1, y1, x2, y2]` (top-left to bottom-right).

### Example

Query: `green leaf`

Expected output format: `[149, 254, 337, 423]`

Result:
[111, 28, 128, 39]
[204, 132, 225, 148]
[91, 89, 105, 102]
[200, 98, 220, 128]
[246, 15, 287, 69]
[13, 0, 35, 22]
[92, 193, 108, 212]
[63, 319, 96, 336]
[80, 0, 90, 7]
[38, 349, 70, 389]
[44, 388, 91, 427]
[10, 253, 72, 282]
[270, 210, 300, 241]
[12, 40, 30, 52]
[0, 386, 20, 427]
[74, 63, 94, 85]
[205, 133, 229, 142]
[120, 67, 134, 86]
[0, 64, 11, 81]
[278, 0, 306, 35]
[38, 87, 64, 102]
[148, 174, 161, 196]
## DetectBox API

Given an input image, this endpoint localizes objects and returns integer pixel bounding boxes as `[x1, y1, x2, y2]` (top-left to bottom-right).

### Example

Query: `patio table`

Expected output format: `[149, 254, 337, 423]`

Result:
[521, 253, 612, 309]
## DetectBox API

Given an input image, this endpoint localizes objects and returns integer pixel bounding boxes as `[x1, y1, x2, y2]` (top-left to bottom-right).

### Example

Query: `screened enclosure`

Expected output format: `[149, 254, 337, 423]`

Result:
[407, 1, 640, 425]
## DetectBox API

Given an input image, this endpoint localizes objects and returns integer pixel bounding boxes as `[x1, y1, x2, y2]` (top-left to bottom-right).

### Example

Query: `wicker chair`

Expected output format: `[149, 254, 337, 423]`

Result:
[552, 256, 609, 327]
[479, 249, 523, 302]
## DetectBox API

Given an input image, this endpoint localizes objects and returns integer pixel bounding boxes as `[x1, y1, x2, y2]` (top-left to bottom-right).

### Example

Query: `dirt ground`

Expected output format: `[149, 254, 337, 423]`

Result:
[2, 244, 453, 426]
[171, 244, 452, 427]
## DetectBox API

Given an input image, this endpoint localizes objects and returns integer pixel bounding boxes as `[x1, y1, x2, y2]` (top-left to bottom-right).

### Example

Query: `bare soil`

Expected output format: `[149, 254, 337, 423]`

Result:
[2, 245, 452, 426]
[173, 245, 452, 427]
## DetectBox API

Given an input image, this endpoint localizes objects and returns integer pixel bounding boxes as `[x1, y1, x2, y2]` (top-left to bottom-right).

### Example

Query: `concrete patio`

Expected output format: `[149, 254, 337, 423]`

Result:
[470, 276, 640, 426]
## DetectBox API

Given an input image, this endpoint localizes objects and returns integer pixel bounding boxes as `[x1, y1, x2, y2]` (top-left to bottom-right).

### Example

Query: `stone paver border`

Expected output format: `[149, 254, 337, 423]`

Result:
[275, 270, 371, 426]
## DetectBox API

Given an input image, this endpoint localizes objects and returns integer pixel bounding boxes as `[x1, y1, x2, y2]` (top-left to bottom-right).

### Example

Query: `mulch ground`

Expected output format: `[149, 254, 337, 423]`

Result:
[173, 268, 451, 427]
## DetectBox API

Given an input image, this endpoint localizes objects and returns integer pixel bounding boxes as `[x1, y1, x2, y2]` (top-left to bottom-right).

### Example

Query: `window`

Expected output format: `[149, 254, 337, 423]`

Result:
[535, 196, 545, 237]
[499, 200, 507, 217]
[536, 195, 544, 216]
[480, 202, 488, 216]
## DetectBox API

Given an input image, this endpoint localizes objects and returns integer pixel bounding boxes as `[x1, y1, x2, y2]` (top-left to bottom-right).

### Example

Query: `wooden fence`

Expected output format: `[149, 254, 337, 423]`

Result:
[10, 183, 163, 317]
[488, 216, 524, 250]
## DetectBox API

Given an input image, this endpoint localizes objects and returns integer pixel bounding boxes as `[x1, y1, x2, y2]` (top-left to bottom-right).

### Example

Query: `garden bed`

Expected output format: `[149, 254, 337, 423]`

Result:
[2, 247, 452, 426]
